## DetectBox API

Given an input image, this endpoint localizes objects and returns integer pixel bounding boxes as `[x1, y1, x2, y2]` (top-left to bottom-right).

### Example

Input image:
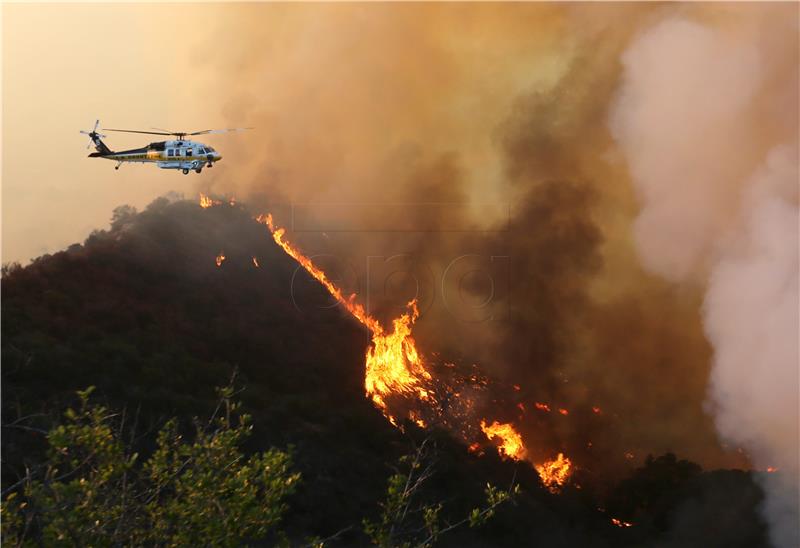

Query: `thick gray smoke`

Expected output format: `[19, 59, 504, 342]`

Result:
[610, 8, 799, 547]
[197, 2, 783, 479]
[191, 5, 798, 534]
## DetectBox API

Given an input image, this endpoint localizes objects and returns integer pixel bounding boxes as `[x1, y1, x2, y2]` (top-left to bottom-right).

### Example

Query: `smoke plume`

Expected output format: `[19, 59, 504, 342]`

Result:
[610, 7, 799, 546]
[188, 3, 797, 538]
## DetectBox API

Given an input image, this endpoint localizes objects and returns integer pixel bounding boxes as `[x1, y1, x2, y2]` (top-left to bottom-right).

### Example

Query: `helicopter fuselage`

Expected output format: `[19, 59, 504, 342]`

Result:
[81, 120, 246, 174]
[90, 139, 222, 173]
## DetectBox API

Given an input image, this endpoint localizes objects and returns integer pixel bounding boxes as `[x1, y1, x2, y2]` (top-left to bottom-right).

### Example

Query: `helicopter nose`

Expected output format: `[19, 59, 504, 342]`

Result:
[215, 152, 222, 161]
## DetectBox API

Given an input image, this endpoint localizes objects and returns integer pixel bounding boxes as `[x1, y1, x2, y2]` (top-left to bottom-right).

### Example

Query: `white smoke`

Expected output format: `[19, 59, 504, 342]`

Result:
[610, 9, 799, 548]
[705, 144, 799, 547]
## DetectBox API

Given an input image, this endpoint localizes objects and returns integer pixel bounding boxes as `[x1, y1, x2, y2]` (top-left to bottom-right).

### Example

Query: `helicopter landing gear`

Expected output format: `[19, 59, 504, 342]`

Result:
[195, 168, 202, 174]
[182, 168, 189, 175]
[207, 163, 213, 168]
[115, 161, 121, 170]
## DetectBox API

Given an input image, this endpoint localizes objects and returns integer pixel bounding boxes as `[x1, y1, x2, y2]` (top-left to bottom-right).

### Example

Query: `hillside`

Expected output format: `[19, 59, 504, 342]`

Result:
[1, 198, 769, 546]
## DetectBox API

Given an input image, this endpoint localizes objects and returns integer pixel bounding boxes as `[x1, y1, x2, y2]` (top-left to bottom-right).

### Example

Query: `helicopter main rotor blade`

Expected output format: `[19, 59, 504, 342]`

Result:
[103, 128, 173, 136]
[189, 127, 253, 136]
[100, 127, 252, 138]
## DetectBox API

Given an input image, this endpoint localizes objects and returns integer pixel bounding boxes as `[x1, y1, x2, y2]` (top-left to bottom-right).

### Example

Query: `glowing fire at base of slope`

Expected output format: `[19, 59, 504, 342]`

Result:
[480, 420, 526, 460]
[535, 453, 572, 493]
[479, 421, 572, 492]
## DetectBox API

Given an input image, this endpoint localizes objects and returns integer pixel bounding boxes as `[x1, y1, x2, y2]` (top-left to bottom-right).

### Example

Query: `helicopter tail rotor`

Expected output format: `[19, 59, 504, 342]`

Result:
[80, 120, 112, 155]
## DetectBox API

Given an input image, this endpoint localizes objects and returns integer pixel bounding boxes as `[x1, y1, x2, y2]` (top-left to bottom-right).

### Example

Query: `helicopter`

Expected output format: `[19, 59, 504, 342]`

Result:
[80, 120, 250, 174]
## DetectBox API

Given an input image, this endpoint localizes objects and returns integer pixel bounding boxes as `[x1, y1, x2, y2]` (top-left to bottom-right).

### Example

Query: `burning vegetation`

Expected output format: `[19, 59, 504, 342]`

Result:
[1, 198, 776, 547]
[248, 201, 573, 488]
[480, 420, 526, 461]
[535, 453, 573, 494]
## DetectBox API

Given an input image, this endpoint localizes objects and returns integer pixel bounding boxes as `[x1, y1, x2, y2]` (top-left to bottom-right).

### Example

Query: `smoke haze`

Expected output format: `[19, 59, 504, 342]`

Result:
[4, 3, 797, 544]
[197, 4, 797, 539]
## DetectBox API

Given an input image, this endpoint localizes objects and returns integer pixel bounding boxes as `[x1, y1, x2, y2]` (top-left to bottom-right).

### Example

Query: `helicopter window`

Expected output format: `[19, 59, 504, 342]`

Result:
[186, 148, 193, 156]
[206, 146, 215, 152]
[167, 149, 174, 156]
[199, 148, 206, 155]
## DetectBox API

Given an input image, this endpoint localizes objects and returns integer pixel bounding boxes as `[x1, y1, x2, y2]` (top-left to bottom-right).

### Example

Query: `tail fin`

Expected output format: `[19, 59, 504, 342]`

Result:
[81, 120, 113, 157]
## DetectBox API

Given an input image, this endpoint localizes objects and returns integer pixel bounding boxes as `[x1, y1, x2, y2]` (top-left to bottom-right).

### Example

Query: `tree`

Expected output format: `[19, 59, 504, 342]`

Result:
[362, 438, 519, 548]
[110, 205, 138, 231]
[1, 384, 299, 547]
[1, 262, 22, 278]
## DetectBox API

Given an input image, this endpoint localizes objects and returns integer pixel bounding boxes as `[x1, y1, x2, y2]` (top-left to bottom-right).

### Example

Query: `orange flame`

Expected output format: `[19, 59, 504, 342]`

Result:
[257, 213, 432, 420]
[363, 301, 433, 411]
[480, 420, 526, 460]
[200, 193, 235, 209]
[215, 253, 226, 267]
[558, 408, 569, 416]
[258, 214, 381, 332]
[535, 453, 572, 493]
[199, 193, 215, 208]
[409, 411, 427, 429]
[611, 518, 634, 528]
[255, 210, 574, 489]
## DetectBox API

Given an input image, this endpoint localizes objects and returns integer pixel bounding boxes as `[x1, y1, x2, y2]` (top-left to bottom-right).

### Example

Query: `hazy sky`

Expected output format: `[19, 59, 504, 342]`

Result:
[2, 3, 234, 264]
[2, 2, 583, 265]
[2, 2, 575, 265]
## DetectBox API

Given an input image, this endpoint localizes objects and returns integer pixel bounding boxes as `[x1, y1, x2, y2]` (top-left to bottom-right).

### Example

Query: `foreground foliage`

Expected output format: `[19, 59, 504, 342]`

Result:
[363, 439, 519, 548]
[1, 384, 518, 548]
[1, 385, 299, 547]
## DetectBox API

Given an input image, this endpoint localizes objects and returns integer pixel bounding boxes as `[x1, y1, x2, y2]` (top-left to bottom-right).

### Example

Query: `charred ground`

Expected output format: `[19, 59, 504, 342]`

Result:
[2, 199, 770, 546]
